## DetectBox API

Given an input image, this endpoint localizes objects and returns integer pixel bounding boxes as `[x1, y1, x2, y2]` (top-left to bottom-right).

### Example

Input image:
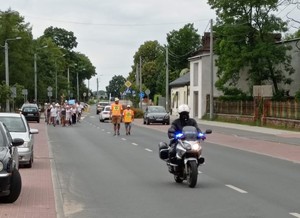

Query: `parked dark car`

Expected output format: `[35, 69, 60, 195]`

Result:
[0, 121, 24, 203]
[20, 103, 40, 123]
[143, 106, 170, 125]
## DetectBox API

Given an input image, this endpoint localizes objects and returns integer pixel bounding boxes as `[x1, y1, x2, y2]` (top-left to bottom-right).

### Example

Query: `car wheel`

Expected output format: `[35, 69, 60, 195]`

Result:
[25, 154, 33, 168]
[37, 119, 40, 123]
[143, 119, 146, 124]
[0, 169, 22, 203]
[147, 119, 150, 125]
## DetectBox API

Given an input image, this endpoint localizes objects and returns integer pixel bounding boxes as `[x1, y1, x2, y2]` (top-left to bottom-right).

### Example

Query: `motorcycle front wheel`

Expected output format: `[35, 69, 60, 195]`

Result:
[187, 161, 198, 188]
[174, 175, 183, 183]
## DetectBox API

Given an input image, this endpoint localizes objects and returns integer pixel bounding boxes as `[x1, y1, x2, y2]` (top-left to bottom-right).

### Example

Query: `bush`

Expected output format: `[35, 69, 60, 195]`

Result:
[132, 108, 144, 118]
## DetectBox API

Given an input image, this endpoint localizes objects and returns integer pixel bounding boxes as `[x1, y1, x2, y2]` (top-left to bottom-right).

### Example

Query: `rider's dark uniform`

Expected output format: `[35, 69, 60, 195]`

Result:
[167, 115, 201, 162]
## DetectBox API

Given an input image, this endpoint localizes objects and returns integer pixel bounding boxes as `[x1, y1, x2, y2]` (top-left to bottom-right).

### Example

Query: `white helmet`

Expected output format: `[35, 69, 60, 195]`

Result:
[178, 104, 190, 114]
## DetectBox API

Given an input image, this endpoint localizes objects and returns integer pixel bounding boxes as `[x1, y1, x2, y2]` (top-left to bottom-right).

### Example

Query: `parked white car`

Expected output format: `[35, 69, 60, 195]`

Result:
[0, 113, 38, 168]
[99, 105, 111, 122]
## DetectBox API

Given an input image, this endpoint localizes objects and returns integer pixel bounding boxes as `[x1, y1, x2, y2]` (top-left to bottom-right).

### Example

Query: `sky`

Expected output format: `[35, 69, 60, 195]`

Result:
[1, 0, 299, 92]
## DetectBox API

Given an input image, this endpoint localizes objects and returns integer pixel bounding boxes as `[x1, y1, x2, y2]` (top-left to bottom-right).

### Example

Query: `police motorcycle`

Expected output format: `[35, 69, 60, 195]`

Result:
[158, 126, 212, 188]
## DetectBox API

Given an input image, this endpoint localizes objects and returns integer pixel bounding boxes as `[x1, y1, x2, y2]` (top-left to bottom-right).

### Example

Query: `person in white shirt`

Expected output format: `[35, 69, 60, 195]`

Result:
[50, 105, 58, 126]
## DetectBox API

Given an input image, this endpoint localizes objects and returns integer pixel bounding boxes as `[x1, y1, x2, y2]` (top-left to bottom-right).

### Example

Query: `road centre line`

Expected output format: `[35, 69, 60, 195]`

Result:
[290, 213, 300, 218]
[225, 184, 248, 193]
[132, 143, 138, 146]
[121, 138, 126, 141]
[145, 148, 153, 152]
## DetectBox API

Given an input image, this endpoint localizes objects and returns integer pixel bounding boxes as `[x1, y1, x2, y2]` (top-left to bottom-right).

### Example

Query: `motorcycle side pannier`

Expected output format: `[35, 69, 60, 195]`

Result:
[158, 142, 169, 160]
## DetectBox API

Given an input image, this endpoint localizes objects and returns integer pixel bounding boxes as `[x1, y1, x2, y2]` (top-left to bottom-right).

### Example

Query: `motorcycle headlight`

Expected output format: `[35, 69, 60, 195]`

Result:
[0, 161, 3, 171]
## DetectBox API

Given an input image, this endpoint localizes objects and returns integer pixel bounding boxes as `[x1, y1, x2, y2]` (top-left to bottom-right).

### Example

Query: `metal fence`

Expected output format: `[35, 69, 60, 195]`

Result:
[207, 98, 300, 120]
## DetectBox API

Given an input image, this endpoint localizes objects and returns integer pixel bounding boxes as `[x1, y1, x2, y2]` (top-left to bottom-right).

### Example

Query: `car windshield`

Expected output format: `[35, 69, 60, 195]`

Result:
[0, 117, 26, 132]
[148, 106, 166, 113]
[104, 107, 111, 111]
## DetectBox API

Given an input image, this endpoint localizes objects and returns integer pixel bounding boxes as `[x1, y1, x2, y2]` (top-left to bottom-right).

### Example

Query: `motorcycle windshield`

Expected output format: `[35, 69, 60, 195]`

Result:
[182, 126, 198, 140]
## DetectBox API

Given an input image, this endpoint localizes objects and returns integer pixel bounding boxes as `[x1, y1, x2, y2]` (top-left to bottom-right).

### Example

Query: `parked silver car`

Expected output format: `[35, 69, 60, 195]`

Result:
[0, 113, 38, 168]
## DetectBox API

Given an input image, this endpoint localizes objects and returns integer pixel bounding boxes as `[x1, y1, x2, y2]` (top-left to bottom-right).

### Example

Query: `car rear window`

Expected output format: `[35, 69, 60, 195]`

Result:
[23, 107, 38, 113]
[0, 117, 26, 132]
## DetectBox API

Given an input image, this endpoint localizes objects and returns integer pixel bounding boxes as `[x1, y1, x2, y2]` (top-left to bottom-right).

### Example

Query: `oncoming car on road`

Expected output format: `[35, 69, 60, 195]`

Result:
[0, 113, 39, 168]
[99, 105, 111, 122]
[96, 102, 110, 115]
[143, 105, 170, 125]
[0, 121, 24, 203]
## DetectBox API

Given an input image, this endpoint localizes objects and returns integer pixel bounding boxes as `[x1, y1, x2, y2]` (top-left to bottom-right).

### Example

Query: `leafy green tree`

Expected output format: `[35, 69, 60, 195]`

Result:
[0, 9, 33, 107]
[106, 75, 126, 98]
[208, 0, 295, 96]
[166, 23, 201, 81]
[43, 26, 78, 50]
[127, 40, 165, 99]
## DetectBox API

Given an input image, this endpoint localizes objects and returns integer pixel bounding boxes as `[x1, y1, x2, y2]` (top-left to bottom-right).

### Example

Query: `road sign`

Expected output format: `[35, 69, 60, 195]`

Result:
[139, 92, 144, 98]
[145, 89, 150, 95]
[22, 89, 28, 95]
[125, 81, 132, 88]
[83, 92, 86, 97]
[11, 87, 17, 98]
[47, 91, 52, 97]
[47, 86, 53, 92]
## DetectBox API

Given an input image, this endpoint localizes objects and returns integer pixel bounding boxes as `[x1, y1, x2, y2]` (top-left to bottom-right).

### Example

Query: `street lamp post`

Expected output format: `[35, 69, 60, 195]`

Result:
[4, 37, 22, 112]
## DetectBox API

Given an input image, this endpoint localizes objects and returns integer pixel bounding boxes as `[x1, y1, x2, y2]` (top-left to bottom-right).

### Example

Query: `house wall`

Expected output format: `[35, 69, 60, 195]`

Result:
[189, 54, 221, 119]
[170, 86, 189, 115]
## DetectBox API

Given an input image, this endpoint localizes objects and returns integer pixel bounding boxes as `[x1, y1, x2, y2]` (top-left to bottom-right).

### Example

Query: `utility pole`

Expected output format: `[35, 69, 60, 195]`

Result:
[210, 19, 214, 120]
[97, 77, 99, 100]
[166, 46, 169, 112]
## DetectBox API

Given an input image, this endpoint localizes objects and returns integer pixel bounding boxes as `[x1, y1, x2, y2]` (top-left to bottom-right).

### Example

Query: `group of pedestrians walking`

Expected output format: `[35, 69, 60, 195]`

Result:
[44, 101, 84, 127]
[110, 98, 134, 136]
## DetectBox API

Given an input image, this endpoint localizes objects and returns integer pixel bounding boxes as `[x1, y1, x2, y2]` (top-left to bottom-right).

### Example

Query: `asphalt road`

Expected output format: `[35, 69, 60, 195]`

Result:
[48, 109, 300, 218]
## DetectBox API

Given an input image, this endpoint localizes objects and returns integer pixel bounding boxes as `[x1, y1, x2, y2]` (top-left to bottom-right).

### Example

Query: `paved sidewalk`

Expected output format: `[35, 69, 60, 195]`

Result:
[0, 122, 56, 218]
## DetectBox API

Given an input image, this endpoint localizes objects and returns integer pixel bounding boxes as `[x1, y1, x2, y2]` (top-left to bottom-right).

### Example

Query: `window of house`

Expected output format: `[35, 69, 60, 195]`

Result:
[193, 63, 198, 86]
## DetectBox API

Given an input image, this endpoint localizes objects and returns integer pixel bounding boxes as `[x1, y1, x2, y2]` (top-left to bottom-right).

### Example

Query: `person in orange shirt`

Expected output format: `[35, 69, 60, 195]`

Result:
[123, 105, 134, 135]
[111, 98, 123, 135]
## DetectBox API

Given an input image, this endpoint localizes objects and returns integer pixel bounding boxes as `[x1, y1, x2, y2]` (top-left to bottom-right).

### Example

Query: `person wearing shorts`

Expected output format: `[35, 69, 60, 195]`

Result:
[123, 105, 134, 135]
[111, 98, 123, 136]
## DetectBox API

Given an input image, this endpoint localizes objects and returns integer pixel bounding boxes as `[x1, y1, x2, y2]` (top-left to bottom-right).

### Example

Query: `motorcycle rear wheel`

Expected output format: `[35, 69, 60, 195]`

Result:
[187, 161, 198, 188]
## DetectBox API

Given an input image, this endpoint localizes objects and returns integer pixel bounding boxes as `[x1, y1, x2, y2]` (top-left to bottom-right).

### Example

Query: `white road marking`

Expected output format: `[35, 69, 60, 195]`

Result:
[132, 143, 138, 146]
[290, 213, 300, 218]
[145, 148, 153, 152]
[225, 184, 248, 193]
[121, 138, 126, 141]
[198, 170, 202, 174]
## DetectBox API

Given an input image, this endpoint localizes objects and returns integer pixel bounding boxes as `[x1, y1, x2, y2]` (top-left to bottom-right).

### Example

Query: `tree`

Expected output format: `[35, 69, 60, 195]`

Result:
[0, 9, 33, 107]
[208, 0, 295, 96]
[43, 26, 78, 50]
[166, 23, 201, 81]
[127, 40, 165, 99]
[106, 75, 126, 98]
